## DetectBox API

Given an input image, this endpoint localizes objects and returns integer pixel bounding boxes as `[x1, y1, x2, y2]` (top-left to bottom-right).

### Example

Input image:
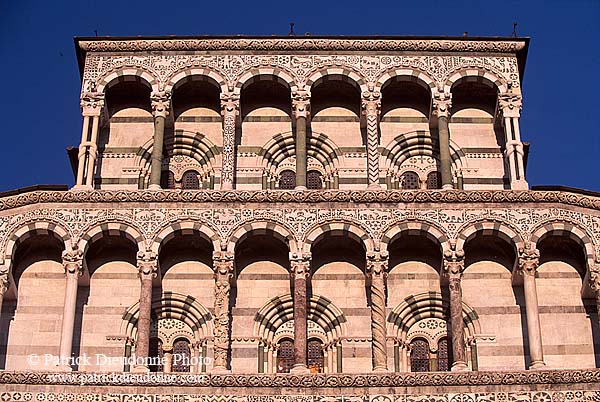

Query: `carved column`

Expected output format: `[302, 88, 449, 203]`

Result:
[366, 251, 388, 370]
[220, 93, 240, 190]
[212, 250, 234, 372]
[443, 248, 468, 371]
[57, 249, 83, 370]
[362, 90, 382, 189]
[133, 251, 158, 372]
[290, 252, 311, 373]
[0, 265, 9, 325]
[292, 90, 310, 190]
[433, 90, 454, 189]
[499, 92, 527, 190]
[76, 92, 104, 188]
[148, 91, 171, 190]
[518, 245, 546, 369]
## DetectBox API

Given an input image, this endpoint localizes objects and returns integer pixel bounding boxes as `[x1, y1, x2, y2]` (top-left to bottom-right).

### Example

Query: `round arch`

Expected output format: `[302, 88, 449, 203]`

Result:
[254, 293, 347, 345]
[226, 220, 298, 255]
[376, 68, 436, 93]
[302, 220, 375, 254]
[96, 68, 158, 94]
[120, 291, 213, 343]
[387, 291, 481, 342]
[306, 68, 368, 94]
[78, 221, 145, 256]
[530, 219, 596, 273]
[149, 220, 221, 257]
[455, 219, 524, 253]
[235, 68, 296, 94]
[166, 68, 227, 94]
[3, 220, 72, 272]
[445, 69, 508, 95]
[380, 220, 449, 254]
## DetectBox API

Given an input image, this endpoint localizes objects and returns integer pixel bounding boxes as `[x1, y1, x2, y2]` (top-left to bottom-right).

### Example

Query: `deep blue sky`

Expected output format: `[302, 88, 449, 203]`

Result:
[0, 0, 598, 192]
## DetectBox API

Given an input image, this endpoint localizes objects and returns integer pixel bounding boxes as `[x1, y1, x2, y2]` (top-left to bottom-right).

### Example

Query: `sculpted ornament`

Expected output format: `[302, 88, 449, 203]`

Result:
[361, 91, 381, 116]
[150, 91, 171, 118]
[0, 264, 8, 293]
[366, 250, 388, 277]
[62, 249, 84, 275]
[213, 250, 234, 370]
[137, 251, 158, 278]
[291, 90, 311, 119]
[433, 90, 452, 118]
[518, 244, 540, 276]
[80, 91, 105, 117]
[443, 247, 465, 277]
[290, 252, 311, 279]
[589, 267, 600, 294]
[498, 92, 523, 118]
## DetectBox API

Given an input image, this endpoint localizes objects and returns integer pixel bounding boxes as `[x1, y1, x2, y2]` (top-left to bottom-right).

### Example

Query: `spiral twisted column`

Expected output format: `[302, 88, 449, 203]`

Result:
[518, 244, 546, 369]
[212, 250, 234, 372]
[290, 252, 311, 373]
[366, 250, 388, 371]
[443, 247, 468, 371]
[220, 93, 240, 190]
[57, 249, 84, 371]
[362, 90, 382, 189]
[132, 251, 158, 372]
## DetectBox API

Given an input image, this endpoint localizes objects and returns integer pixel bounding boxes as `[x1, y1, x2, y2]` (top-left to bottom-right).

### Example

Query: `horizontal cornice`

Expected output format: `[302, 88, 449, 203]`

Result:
[0, 189, 598, 212]
[0, 368, 598, 387]
[77, 37, 527, 53]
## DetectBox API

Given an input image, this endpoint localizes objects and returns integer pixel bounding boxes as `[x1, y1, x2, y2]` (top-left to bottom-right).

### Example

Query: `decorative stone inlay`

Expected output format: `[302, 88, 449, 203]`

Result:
[407, 318, 448, 351]
[150, 318, 194, 350]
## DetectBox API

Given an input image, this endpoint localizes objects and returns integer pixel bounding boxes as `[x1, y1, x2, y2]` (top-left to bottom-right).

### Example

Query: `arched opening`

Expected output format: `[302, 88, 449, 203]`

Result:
[311, 230, 367, 371]
[409, 338, 430, 372]
[149, 337, 164, 372]
[2, 234, 64, 370]
[81, 233, 138, 371]
[400, 171, 420, 189]
[181, 170, 201, 189]
[311, 76, 362, 189]
[276, 338, 295, 373]
[387, 233, 443, 308]
[278, 169, 296, 190]
[307, 170, 323, 190]
[172, 337, 192, 372]
[536, 234, 595, 368]
[308, 338, 325, 373]
[462, 233, 521, 370]
[450, 77, 504, 188]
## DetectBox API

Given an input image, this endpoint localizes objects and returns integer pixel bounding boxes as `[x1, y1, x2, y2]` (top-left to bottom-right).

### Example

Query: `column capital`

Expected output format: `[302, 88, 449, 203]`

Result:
[366, 250, 388, 277]
[518, 244, 540, 276]
[290, 252, 311, 279]
[150, 90, 171, 118]
[291, 90, 311, 119]
[498, 92, 522, 118]
[443, 248, 465, 277]
[212, 251, 234, 280]
[137, 251, 159, 278]
[589, 268, 600, 293]
[62, 249, 84, 276]
[361, 91, 382, 116]
[80, 92, 105, 117]
[220, 92, 240, 116]
[432, 90, 452, 118]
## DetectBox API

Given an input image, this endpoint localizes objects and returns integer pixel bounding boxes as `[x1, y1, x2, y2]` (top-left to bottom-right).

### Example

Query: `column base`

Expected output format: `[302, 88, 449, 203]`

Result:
[294, 186, 307, 191]
[450, 361, 469, 372]
[290, 364, 310, 374]
[529, 360, 547, 370]
[212, 366, 231, 374]
[147, 184, 162, 191]
[373, 366, 388, 372]
[367, 183, 382, 190]
[220, 183, 233, 191]
[70, 184, 93, 191]
[442, 184, 454, 190]
[131, 365, 150, 373]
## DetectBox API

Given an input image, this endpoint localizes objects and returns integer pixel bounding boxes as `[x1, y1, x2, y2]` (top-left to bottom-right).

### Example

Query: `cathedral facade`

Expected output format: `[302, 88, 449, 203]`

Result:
[0, 35, 599, 399]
